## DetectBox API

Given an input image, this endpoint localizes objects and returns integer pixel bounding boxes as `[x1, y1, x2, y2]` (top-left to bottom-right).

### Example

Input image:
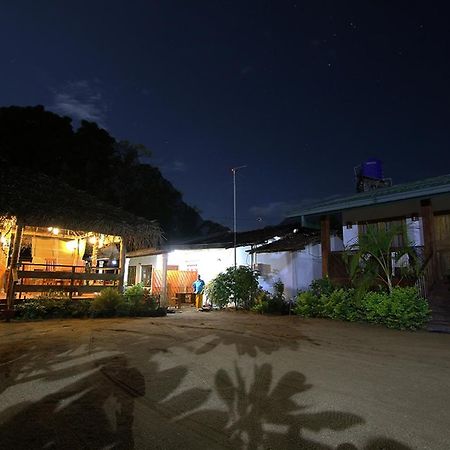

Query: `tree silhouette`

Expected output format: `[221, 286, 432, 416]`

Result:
[0, 105, 228, 239]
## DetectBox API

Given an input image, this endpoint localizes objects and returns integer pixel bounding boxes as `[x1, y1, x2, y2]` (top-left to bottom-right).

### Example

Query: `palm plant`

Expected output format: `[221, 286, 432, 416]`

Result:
[343, 223, 420, 294]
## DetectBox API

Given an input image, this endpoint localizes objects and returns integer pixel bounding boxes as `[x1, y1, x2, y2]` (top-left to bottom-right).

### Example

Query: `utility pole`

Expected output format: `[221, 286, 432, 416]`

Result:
[232, 165, 247, 270]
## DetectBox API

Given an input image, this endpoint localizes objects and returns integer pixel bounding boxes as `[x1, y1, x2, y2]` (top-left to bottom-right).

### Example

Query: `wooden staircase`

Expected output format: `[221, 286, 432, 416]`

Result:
[427, 279, 450, 333]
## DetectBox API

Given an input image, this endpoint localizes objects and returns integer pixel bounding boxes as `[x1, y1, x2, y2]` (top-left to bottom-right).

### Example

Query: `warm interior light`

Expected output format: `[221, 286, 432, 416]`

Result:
[66, 240, 78, 251]
[52, 228, 60, 235]
[89, 236, 97, 245]
[47, 227, 53, 232]
[0, 235, 7, 245]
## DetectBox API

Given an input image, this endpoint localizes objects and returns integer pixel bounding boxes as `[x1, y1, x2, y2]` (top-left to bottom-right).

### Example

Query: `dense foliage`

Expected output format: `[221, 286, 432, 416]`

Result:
[294, 279, 430, 330]
[0, 105, 227, 240]
[252, 280, 293, 315]
[13, 287, 165, 320]
[206, 266, 259, 309]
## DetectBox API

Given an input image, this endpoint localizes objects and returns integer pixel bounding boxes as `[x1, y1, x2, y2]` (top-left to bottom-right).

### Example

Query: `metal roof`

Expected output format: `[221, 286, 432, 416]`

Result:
[287, 173, 450, 218]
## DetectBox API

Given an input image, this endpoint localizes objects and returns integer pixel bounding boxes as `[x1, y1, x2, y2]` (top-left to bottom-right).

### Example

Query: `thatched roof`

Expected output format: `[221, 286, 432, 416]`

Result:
[0, 167, 162, 249]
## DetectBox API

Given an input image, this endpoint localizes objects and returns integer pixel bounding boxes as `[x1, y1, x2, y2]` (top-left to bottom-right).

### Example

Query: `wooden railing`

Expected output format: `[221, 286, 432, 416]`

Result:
[14, 263, 123, 298]
[415, 252, 434, 299]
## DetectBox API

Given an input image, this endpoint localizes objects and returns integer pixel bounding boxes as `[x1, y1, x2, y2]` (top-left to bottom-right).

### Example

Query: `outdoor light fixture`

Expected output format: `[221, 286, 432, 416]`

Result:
[52, 228, 60, 235]
[88, 236, 97, 245]
[47, 227, 53, 232]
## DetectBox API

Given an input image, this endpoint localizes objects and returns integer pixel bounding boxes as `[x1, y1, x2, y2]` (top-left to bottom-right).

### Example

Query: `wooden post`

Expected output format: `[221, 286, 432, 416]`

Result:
[118, 239, 127, 293]
[69, 265, 75, 300]
[420, 199, 437, 280]
[91, 237, 98, 269]
[321, 215, 330, 278]
[6, 220, 24, 310]
[160, 252, 168, 308]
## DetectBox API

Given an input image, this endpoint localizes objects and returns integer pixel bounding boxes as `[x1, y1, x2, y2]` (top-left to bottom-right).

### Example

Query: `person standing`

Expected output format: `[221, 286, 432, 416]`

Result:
[192, 275, 205, 310]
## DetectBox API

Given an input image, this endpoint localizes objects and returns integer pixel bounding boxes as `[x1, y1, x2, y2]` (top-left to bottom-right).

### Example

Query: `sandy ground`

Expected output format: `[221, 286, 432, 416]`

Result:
[0, 310, 449, 450]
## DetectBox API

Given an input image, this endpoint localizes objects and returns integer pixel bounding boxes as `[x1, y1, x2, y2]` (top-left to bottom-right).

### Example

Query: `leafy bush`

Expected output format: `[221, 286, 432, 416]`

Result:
[322, 288, 362, 322]
[294, 280, 430, 330]
[310, 278, 335, 298]
[14, 287, 164, 320]
[251, 280, 293, 315]
[361, 286, 430, 330]
[294, 291, 323, 317]
[68, 300, 92, 318]
[124, 283, 145, 302]
[90, 288, 124, 317]
[207, 266, 259, 309]
[251, 289, 270, 314]
[14, 297, 91, 319]
[117, 291, 159, 317]
[267, 280, 292, 314]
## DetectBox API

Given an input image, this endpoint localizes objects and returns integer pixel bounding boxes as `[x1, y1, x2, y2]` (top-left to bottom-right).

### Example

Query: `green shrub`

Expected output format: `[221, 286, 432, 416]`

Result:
[13, 287, 164, 320]
[14, 297, 91, 319]
[294, 291, 321, 317]
[117, 291, 159, 317]
[69, 300, 92, 318]
[251, 289, 270, 314]
[90, 288, 123, 317]
[207, 266, 259, 309]
[267, 280, 290, 314]
[310, 278, 335, 298]
[322, 288, 362, 322]
[293, 281, 429, 330]
[251, 281, 292, 315]
[124, 283, 145, 302]
[361, 286, 430, 330]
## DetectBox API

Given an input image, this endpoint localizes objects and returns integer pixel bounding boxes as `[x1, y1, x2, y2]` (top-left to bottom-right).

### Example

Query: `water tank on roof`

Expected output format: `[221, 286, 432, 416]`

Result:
[360, 158, 383, 180]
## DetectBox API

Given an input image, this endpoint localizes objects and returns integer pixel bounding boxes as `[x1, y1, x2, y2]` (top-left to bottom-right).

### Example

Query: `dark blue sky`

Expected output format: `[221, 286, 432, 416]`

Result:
[1, 1, 450, 230]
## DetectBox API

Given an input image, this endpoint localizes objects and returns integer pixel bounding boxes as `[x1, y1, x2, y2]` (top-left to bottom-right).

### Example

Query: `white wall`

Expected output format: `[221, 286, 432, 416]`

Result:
[343, 224, 358, 248]
[165, 246, 251, 285]
[127, 243, 328, 302]
[406, 218, 424, 247]
[126, 246, 251, 288]
[255, 243, 322, 300]
[125, 254, 159, 285]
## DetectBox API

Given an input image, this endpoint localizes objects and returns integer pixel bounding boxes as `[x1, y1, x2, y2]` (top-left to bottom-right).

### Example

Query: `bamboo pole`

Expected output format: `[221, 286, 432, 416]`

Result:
[118, 239, 127, 293]
[6, 220, 25, 311]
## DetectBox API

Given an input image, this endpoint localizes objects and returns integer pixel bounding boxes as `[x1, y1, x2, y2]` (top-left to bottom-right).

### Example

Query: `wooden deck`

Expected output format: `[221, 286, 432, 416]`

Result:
[12, 263, 122, 299]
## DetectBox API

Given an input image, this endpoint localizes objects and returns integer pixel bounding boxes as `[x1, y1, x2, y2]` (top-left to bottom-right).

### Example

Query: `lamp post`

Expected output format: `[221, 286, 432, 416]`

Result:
[232, 165, 247, 270]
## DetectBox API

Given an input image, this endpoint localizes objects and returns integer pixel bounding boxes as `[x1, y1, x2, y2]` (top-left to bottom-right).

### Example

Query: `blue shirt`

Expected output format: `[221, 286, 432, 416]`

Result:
[193, 279, 205, 294]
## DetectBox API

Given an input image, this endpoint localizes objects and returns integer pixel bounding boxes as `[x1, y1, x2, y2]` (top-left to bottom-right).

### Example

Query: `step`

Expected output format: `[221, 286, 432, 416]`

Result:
[427, 323, 450, 333]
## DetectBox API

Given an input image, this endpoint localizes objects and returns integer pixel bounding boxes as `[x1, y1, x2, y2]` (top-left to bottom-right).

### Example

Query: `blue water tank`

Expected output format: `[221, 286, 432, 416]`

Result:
[360, 158, 383, 180]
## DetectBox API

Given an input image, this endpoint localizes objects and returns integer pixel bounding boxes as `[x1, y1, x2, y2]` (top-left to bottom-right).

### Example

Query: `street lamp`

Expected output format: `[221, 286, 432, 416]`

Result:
[232, 165, 247, 270]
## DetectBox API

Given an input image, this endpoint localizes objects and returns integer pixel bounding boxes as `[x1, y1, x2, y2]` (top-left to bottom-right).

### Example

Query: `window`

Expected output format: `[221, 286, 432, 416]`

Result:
[141, 265, 152, 287]
[127, 266, 137, 286]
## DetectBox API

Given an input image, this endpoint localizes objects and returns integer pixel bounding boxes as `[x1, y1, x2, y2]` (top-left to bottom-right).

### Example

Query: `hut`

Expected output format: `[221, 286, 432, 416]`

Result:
[0, 167, 161, 310]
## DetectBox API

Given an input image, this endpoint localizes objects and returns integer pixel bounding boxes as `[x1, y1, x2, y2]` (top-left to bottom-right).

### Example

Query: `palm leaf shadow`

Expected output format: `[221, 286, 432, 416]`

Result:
[179, 363, 364, 449]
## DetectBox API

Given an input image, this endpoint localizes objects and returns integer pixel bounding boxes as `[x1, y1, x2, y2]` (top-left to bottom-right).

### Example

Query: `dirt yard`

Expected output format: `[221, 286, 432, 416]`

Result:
[0, 310, 449, 449]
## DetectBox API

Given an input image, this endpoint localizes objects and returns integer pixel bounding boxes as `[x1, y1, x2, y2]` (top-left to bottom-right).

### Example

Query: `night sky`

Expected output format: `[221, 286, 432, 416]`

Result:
[2, 1, 450, 230]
